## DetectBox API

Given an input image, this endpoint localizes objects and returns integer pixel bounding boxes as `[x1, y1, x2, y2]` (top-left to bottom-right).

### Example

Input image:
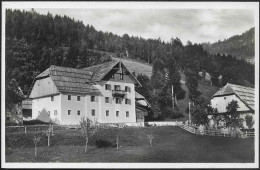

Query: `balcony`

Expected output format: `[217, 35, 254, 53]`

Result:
[112, 90, 126, 98]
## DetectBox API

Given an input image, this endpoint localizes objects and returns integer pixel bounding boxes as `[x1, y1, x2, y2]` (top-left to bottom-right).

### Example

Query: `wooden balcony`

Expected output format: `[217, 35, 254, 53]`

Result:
[112, 90, 125, 98]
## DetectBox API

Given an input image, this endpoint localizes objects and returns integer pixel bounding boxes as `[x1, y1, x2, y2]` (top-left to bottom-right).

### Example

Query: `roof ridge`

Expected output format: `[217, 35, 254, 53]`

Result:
[228, 83, 254, 90]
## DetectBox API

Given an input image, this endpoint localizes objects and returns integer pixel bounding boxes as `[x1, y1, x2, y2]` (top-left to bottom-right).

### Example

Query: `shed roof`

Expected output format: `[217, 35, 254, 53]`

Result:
[212, 83, 255, 111]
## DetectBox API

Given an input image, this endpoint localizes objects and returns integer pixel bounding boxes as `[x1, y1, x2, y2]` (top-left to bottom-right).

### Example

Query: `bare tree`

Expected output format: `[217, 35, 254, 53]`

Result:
[45, 123, 53, 147]
[80, 118, 98, 153]
[33, 136, 41, 157]
[147, 134, 155, 147]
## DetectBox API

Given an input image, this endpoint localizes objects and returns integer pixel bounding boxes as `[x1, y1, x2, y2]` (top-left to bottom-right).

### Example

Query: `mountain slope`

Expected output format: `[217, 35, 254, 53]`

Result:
[202, 27, 255, 64]
[114, 56, 219, 118]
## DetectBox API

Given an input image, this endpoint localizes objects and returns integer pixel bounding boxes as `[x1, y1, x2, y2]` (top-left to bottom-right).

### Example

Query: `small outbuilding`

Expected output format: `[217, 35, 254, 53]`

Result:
[208, 83, 254, 129]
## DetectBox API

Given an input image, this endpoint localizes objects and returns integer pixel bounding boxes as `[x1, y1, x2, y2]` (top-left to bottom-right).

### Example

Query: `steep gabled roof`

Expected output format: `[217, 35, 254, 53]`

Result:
[83, 59, 119, 82]
[212, 83, 255, 111]
[83, 59, 142, 86]
[36, 65, 100, 94]
[33, 59, 142, 95]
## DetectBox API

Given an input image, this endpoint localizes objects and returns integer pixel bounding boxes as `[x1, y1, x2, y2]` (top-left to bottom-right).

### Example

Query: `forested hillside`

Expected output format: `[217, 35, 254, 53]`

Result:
[5, 9, 255, 113]
[202, 28, 255, 64]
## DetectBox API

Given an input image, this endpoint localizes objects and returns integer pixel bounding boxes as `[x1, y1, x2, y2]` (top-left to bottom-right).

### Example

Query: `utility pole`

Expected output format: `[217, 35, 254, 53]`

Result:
[172, 85, 174, 109]
[189, 102, 191, 125]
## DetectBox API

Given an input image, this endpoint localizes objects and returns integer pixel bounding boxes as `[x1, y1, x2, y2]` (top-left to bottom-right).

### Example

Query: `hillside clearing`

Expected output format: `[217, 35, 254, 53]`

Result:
[5, 126, 254, 163]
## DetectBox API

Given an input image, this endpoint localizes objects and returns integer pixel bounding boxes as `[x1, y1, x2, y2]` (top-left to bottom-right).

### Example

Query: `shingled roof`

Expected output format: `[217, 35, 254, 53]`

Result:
[82, 59, 119, 82]
[212, 83, 255, 111]
[33, 59, 141, 95]
[36, 65, 100, 94]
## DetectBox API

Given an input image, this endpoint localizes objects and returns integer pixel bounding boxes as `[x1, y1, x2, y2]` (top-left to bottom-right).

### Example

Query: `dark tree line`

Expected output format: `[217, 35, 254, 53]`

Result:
[5, 9, 255, 114]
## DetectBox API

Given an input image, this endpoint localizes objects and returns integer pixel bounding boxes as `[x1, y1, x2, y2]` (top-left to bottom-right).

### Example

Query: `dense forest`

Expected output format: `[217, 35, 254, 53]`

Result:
[5, 9, 255, 115]
[202, 27, 255, 63]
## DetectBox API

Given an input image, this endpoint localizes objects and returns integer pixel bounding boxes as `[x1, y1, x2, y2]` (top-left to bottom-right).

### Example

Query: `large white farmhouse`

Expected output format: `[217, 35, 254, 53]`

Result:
[28, 60, 149, 125]
[208, 83, 255, 129]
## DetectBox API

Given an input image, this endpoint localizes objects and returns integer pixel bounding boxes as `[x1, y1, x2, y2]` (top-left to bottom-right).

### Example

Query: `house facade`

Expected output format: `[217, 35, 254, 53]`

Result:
[208, 83, 255, 129]
[28, 60, 149, 125]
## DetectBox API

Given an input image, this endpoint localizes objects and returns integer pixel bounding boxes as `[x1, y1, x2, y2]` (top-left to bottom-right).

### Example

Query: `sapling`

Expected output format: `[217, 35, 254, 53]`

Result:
[45, 124, 53, 147]
[147, 134, 155, 147]
[33, 136, 41, 157]
[80, 118, 98, 153]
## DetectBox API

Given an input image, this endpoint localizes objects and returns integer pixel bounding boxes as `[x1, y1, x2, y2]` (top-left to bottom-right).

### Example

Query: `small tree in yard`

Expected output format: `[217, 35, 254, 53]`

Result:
[224, 100, 243, 129]
[80, 118, 98, 153]
[45, 123, 53, 147]
[33, 136, 41, 157]
[245, 115, 254, 131]
[147, 134, 155, 147]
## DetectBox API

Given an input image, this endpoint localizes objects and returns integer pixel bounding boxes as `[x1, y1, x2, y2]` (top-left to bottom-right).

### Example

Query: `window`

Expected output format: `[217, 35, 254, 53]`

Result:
[105, 97, 110, 103]
[77, 96, 81, 101]
[92, 110, 95, 116]
[125, 99, 131, 105]
[106, 110, 109, 116]
[54, 110, 57, 116]
[120, 72, 123, 80]
[116, 111, 119, 117]
[224, 97, 226, 100]
[126, 111, 129, 117]
[48, 111, 50, 116]
[68, 110, 71, 115]
[115, 98, 121, 104]
[91, 96, 96, 102]
[105, 84, 111, 90]
[125, 86, 131, 93]
[51, 96, 54, 101]
[114, 85, 121, 91]
[68, 95, 71, 100]
[77, 110, 81, 116]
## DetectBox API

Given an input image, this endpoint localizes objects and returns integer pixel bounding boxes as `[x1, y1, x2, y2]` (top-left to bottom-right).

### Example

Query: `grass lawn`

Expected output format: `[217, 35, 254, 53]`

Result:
[5, 126, 254, 163]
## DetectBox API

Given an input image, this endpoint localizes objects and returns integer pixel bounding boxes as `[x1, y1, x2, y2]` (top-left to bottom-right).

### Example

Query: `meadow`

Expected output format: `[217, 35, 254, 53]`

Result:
[5, 126, 254, 163]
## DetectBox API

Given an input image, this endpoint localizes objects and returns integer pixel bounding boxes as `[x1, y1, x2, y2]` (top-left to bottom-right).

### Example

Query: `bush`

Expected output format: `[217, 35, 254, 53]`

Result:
[171, 109, 184, 119]
[95, 139, 114, 149]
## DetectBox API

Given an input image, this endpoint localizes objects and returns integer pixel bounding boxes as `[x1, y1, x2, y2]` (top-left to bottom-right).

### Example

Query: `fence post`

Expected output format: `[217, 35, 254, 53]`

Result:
[25, 126, 27, 134]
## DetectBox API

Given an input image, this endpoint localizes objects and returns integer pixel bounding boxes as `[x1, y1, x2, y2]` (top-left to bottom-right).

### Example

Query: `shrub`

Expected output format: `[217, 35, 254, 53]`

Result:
[171, 109, 184, 119]
[95, 139, 114, 149]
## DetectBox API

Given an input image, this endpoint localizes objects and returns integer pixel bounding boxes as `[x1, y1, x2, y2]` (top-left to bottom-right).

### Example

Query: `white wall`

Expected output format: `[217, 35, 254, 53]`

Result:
[60, 93, 86, 125]
[32, 94, 61, 124]
[209, 95, 254, 129]
[93, 80, 136, 123]
[30, 77, 58, 98]
[211, 94, 250, 113]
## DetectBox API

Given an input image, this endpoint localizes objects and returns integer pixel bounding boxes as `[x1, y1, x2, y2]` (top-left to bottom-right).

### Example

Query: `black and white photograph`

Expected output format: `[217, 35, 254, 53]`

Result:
[1, 1, 259, 169]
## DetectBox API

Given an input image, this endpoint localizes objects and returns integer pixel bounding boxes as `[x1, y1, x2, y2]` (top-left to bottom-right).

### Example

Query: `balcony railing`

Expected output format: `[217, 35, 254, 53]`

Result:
[112, 90, 125, 97]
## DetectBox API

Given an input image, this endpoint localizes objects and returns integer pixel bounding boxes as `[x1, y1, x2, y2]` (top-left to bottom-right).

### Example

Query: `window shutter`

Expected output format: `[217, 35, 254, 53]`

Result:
[109, 85, 111, 90]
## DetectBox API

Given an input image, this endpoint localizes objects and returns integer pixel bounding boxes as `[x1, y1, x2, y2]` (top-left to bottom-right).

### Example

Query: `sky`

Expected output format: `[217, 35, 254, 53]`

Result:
[19, 8, 255, 44]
